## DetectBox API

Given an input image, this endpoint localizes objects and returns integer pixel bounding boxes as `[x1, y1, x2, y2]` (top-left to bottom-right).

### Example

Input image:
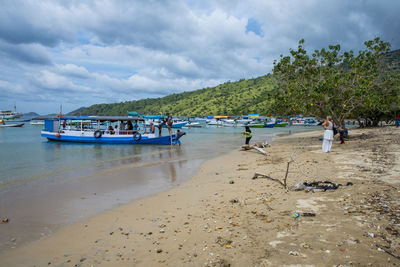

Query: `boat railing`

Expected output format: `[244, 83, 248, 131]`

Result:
[60, 127, 145, 136]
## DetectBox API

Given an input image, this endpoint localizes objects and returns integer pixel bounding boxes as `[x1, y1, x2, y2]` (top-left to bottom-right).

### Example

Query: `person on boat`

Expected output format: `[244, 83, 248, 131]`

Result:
[107, 125, 115, 135]
[158, 120, 165, 136]
[166, 113, 173, 134]
[243, 126, 252, 145]
[126, 121, 134, 133]
[150, 122, 155, 134]
[118, 122, 125, 135]
[133, 120, 139, 131]
[321, 116, 334, 152]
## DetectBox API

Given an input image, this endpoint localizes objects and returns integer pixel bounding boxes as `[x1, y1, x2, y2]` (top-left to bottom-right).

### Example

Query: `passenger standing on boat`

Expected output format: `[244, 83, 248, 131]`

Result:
[167, 113, 173, 135]
[321, 116, 334, 152]
[127, 121, 133, 133]
[243, 126, 252, 145]
[150, 122, 155, 134]
[158, 120, 165, 136]
[107, 125, 115, 135]
[133, 120, 139, 131]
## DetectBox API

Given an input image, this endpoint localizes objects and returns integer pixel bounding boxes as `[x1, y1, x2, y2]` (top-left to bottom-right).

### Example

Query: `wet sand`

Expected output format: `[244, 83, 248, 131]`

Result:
[0, 147, 203, 252]
[1, 127, 399, 266]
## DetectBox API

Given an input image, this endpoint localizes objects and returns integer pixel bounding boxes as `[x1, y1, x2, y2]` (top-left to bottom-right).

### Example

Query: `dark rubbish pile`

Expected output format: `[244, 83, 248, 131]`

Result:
[292, 180, 353, 192]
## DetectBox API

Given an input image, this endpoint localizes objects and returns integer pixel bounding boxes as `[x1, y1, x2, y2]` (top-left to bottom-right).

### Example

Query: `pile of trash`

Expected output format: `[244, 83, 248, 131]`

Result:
[292, 180, 352, 192]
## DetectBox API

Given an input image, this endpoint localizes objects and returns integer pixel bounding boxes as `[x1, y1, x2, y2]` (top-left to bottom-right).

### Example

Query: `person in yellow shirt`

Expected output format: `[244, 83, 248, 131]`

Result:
[243, 126, 252, 145]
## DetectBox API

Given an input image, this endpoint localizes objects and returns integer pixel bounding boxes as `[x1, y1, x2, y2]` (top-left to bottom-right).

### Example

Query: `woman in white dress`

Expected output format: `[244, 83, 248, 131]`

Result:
[322, 116, 334, 152]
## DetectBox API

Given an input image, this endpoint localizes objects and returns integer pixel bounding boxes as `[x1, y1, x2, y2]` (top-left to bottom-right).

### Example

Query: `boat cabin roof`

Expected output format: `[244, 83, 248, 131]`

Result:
[33, 116, 144, 122]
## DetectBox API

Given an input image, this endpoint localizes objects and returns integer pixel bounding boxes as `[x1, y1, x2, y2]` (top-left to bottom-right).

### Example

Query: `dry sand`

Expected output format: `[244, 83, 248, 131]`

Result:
[0, 127, 399, 266]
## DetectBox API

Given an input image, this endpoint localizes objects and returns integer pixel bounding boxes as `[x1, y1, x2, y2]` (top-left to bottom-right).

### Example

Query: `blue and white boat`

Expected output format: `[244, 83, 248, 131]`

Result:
[143, 115, 188, 128]
[38, 116, 185, 145]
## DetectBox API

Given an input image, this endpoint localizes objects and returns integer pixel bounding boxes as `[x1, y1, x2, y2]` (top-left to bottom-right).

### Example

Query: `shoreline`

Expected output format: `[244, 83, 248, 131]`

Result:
[1, 127, 399, 266]
[0, 125, 288, 253]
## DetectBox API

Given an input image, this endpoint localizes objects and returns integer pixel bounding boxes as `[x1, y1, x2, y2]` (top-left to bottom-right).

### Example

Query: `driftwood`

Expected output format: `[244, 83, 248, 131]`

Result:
[376, 245, 400, 259]
[252, 153, 295, 189]
[241, 144, 267, 156]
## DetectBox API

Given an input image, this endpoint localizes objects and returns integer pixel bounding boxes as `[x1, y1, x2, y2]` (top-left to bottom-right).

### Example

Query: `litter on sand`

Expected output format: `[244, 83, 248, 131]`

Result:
[292, 180, 352, 192]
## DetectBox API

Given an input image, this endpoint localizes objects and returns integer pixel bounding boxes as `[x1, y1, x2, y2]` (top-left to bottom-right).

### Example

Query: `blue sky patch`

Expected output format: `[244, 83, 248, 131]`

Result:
[246, 18, 264, 37]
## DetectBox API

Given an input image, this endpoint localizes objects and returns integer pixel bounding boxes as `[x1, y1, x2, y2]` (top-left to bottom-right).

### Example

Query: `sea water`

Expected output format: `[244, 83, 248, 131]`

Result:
[0, 123, 318, 251]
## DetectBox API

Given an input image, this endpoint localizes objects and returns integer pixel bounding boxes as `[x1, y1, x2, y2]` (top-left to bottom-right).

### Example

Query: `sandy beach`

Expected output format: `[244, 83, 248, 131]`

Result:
[1, 126, 399, 266]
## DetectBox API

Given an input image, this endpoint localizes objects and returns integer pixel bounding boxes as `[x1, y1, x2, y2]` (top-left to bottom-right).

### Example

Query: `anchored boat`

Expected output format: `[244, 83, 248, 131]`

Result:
[37, 116, 185, 145]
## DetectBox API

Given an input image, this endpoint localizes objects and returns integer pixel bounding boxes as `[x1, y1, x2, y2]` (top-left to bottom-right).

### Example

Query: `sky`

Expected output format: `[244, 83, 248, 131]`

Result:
[0, 0, 399, 115]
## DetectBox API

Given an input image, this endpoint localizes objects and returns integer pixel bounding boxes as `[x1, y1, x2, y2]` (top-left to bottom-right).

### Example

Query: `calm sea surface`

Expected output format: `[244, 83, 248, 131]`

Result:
[0, 124, 318, 188]
[0, 123, 319, 251]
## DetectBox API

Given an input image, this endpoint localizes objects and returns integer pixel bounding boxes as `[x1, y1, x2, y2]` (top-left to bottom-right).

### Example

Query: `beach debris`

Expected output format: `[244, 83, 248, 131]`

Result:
[302, 212, 316, 217]
[1, 218, 9, 224]
[292, 181, 341, 192]
[376, 245, 400, 259]
[288, 251, 299, 256]
[216, 236, 233, 247]
[156, 248, 163, 253]
[366, 232, 375, 238]
[241, 145, 267, 156]
[253, 154, 294, 189]
[293, 212, 316, 218]
[229, 180, 235, 184]
[254, 141, 269, 148]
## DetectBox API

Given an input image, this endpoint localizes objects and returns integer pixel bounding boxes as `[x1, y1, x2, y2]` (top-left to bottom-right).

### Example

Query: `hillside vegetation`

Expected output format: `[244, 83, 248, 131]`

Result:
[72, 75, 277, 116]
[72, 47, 399, 117]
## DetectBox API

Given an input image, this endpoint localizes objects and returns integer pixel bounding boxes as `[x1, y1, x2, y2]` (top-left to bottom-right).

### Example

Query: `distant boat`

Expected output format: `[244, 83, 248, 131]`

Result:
[0, 104, 23, 120]
[185, 122, 202, 128]
[274, 121, 288, 127]
[30, 120, 45, 125]
[0, 123, 24, 128]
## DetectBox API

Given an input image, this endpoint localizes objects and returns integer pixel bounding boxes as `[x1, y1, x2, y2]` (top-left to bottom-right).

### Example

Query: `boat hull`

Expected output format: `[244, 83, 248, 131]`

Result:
[248, 124, 264, 128]
[41, 131, 183, 145]
[0, 123, 24, 127]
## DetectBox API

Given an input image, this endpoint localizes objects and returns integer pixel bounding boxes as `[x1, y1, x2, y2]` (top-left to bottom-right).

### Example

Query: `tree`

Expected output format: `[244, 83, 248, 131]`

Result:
[272, 38, 395, 127]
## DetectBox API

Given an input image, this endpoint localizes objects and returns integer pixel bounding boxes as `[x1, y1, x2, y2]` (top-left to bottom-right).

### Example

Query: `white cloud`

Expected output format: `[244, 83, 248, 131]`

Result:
[0, 0, 399, 114]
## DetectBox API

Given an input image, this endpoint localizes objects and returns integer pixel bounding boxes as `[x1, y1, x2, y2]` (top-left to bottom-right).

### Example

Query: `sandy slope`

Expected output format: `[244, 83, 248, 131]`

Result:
[0, 127, 399, 266]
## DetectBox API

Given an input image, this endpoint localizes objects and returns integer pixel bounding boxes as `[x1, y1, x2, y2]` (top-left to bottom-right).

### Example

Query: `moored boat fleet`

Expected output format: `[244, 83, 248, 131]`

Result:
[200, 114, 320, 128]
[2, 105, 322, 145]
[31, 113, 321, 145]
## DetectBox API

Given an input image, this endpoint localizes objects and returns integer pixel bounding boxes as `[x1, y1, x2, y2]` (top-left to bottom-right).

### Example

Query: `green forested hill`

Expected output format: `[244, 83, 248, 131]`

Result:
[71, 48, 399, 117]
[72, 74, 277, 116]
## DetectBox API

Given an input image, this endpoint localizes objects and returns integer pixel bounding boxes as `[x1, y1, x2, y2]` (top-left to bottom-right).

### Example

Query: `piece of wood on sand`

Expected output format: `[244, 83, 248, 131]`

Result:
[241, 145, 267, 156]
[253, 157, 294, 189]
